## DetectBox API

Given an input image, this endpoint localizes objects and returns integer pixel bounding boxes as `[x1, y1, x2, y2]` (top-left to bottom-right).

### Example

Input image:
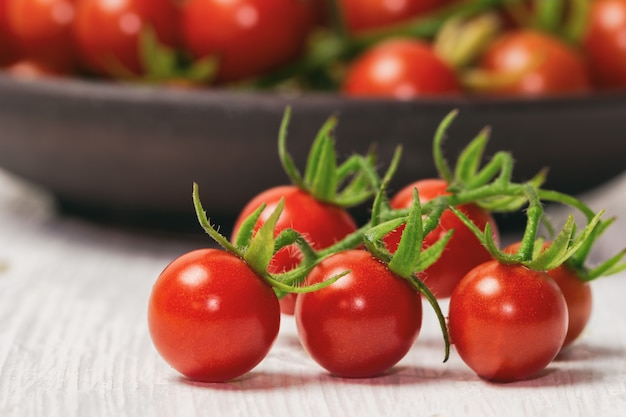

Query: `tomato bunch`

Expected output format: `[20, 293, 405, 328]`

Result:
[3, 0, 626, 97]
[147, 107, 625, 384]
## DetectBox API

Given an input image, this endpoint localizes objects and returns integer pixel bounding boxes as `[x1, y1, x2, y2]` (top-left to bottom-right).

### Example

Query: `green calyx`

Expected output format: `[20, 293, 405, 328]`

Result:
[192, 183, 347, 296]
[504, 0, 590, 44]
[358, 151, 452, 363]
[419, 109, 625, 279]
[278, 106, 379, 207]
[109, 26, 217, 86]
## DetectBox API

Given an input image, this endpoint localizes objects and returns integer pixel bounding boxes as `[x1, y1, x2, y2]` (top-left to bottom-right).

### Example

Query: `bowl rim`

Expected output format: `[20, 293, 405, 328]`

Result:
[2, 72, 626, 110]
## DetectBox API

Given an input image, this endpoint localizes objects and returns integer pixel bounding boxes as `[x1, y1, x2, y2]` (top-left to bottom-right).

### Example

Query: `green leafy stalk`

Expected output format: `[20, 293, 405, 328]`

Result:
[193, 182, 347, 295]
[363, 184, 452, 362]
[277, 106, 379, 207]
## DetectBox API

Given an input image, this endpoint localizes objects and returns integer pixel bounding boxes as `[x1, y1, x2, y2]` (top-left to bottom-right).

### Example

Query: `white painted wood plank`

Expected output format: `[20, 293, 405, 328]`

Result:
[1, 171, 625, 417]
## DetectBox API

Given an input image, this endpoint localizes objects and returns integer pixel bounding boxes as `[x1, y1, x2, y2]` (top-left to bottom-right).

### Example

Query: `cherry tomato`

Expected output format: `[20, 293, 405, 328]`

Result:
[6, 0, 78, 73]
[295, 249, 422, 378]
[73, 0, 179, 77]
[179, 0, 315, 83]
[342, 38, 462, 99]
[583, 0, 626, 88]
[477, 29, 591, 96]
[0, 0, 20, 66]
[339, 0, 452, 34]
[232, 185, 358, 315]
[3, 58, 65, 78]
[448, 260, 568, 382]
[504, 242, 592, 349]
[546, 264, 592, 349]
[384, 178, 499, 298]
[147, 248, 281, 382]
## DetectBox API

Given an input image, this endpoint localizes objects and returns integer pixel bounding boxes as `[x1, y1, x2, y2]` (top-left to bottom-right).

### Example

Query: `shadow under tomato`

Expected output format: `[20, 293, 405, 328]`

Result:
[481, 366, 603, 388]
[175, 371, 317, 391]
[555, 342, 626, 363]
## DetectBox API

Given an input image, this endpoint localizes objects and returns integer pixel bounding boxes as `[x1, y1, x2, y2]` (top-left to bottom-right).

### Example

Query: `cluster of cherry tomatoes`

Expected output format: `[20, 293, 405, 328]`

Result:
[1, 0, 626, 97]
[147, 108, 624, 384]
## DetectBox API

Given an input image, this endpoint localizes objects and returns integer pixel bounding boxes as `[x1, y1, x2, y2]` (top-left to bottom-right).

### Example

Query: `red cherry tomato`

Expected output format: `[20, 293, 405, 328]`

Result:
[546, 264, 592, 349]
[339, 0, 452, 34]
[148, 248, 281, 382]
[4, 58, 65, 78]
[0, 0, 20, 66]
[179, 0, 315, 83]
[73, 0, 179, 77]
[384, 178, 499, 298]
[295, 249, 422, 378]
[583, 0, 626, 88]
[232, 185, 358, 315]
[504, 242, 592, 349]
[448, 260, 568, 382]
[477, 29, 591, 96]
[6, 0, 78, 73]
[342, 38, 462, 99]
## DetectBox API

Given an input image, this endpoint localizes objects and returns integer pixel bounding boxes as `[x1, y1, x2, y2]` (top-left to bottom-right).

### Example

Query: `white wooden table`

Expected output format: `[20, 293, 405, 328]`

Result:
[1, 169, 625, 417]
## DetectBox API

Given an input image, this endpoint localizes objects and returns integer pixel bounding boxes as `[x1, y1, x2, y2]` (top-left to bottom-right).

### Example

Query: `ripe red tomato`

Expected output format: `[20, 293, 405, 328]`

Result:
[232, 185, 358, 315]
[448, 260, 568, 382]
[73, 0, 179, 77]
[583, 0, 626, 88]
[295, 249, 422, 378]
[504, 241, 592, 349]
[179, 0, 316, 83]
[147, 248, 281, 382]
[476, 29, 591, 96]
[6, 0, 78, 73]
[342, 38, 462, 99]
[338, 0, 452, 34]
[546, 264, 592, 349]
[0, 0, 20, 66]
[384, 178, 499, 298]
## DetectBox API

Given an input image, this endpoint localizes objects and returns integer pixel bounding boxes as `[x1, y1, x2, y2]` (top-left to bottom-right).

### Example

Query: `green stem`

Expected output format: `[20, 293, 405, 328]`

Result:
[408, 275, 450, 362]
[433, 109, 459, 183]
[325, 0, 349, 40]
[193, 183, 243, 257]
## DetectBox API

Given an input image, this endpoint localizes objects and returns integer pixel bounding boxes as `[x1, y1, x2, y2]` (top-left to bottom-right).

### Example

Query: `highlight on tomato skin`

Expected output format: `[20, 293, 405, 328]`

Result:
[6, 0, 80, 74]
[474, 29, 592, 96]
[582, 0, 626, 89]
[73, 0, 180, 77]
[179, 0, 317, 83]
[147, 248, 281, 383]
[294, 249, 423, 378]
[503, 241, 593, 350]
[447, 259, 569, 383]
[342, 38, 462, 99]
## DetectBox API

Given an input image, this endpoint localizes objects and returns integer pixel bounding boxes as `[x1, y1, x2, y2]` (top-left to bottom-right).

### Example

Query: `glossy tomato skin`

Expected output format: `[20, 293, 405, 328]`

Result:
[583, 0, 626, 88]
[384, 178, 499, 298]
[0, 0, 20, 66]
[548, 264, 592, 349]
[503, 241, 592, 349]
[73, 0, 179, 77]
[295, 250, 422, 378]
[148, 248, 281, 382]
[448, 260, 568, 382]
[478, 29, 591, 96]
[180, 0, 315, 83]
[6, 0, 78, 73]
[339, 0, 451, 34]
[232, 185, 358, 315]
[342, 38, 461, 99]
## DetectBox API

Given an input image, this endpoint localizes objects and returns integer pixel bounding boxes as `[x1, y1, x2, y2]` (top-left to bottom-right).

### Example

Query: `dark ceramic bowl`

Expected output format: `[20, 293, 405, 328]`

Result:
[0, 73, 624, 231]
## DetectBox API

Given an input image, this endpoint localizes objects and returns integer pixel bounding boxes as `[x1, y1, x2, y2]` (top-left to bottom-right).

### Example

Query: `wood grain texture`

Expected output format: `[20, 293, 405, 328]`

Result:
[1, 171, 625, 417]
